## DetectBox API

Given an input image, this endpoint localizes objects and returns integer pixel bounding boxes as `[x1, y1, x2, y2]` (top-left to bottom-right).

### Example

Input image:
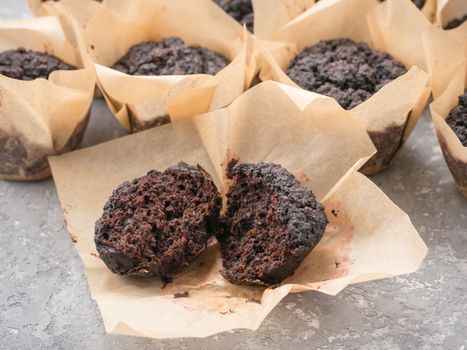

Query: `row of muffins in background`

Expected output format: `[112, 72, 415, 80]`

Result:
[0, 0, 466, 197]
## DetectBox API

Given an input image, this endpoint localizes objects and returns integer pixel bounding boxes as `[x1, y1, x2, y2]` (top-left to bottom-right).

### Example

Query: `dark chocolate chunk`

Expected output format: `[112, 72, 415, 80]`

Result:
[111, 37, 229, 76]
[217, 162, 328, 286]
[444, 14, 467, 30]
[286, 38, 407, 110]
[445, 90, 467, 147]
[94, 163, 222, 278]
[0, 48, 76, 81]
[213, 0, 254, 32]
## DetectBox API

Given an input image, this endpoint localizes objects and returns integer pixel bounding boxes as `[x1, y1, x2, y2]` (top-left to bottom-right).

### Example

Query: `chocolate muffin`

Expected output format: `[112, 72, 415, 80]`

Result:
[111, 37, 229, 76]
[444, 14, 467, 30]
[445, 90, 467, 147]
[0, 48, 76, 81]
[286, 39, 407, 110]
[94, 163, 222, 277]
[217, 161, 328, 286]
[213, 0, 254, 32]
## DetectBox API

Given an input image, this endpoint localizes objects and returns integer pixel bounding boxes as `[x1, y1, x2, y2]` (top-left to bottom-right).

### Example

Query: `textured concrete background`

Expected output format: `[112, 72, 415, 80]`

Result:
[1, 2, 466, 349]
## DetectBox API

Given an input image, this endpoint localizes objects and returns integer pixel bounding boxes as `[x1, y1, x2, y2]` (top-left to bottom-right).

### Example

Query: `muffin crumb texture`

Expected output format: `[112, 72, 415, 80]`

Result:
[286, 39, 407, 110]
[445, 90, 467, 147]
[217, 162, 327, 286]
[94, 162, 222, 278]
[0, 48, 76, 81]
[111, 38, 229, 76]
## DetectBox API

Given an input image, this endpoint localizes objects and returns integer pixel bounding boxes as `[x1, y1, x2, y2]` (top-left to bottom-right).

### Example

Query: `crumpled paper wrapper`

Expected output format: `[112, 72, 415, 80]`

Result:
[253, 0, 315, 39]
[259, 0, 431, 175]
[427, 26, 467, 198]
[254, 0, 435, 40]
[0, 15, 95, 181]
[49, 81, 427, 339]
[35, 0, 257, 132]
[417, 0, 436, 22]
[436, 0, 467, 49]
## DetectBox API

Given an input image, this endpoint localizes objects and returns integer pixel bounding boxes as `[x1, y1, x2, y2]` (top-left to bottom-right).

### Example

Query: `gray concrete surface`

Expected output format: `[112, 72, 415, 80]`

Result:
[1, 2, 466, 349]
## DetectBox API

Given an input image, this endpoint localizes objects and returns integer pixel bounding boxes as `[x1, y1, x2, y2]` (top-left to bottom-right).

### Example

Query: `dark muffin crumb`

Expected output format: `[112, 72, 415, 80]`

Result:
[0, 48, 76, 81]
[286, 39, 407, 110]
[111, 37, 229, 76]
[444, 14, 467, 30]
[217, 161, 328, 286]
[213, 0, 253, 32]
[445, 90, 467, 147]
[94, 162, 222, 278]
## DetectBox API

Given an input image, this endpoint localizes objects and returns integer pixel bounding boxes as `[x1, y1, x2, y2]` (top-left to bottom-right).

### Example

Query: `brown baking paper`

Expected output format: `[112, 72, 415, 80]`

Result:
[424, 22, 467, 197]
[436, 0, 467, 52]
[254, 0, 435, 40]
[253, 0, 315, 39]
[49, 81, 427, 339]
[36, 0, 257, 132]
[0, 15, 95, 181]
[259, 0, 431, 175]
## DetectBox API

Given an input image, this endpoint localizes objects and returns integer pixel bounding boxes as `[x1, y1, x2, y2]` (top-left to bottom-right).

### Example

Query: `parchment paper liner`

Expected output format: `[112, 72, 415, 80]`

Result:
[254, 0, 435, 40]
[427, 32, 467, 198]
[36, 0, 257, 132]
[258, 0, 431, 175]
[0, 15, 95, 181]
[436, 0, 467, 54]
[49, 81, 427, 339]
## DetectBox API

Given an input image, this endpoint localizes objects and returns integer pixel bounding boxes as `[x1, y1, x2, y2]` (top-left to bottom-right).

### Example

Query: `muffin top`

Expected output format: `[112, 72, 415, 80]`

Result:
[0, 48, 76, 81]
[111, 37, 229, 76]
[286, 39, 407, 110]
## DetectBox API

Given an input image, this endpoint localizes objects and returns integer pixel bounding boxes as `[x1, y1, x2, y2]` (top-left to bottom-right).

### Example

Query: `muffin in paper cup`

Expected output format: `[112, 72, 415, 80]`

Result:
[36, 0, 258, 133]
[0, 15, 95, 181]
[426, 24, 467, 198]
[48, 81, 427, 339]
[258, 0, 432, 175]
[430, 70, 467, 198]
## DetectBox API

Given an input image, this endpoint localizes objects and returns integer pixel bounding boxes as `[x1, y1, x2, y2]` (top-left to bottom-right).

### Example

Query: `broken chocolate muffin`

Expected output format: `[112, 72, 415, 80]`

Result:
[445, 90, 467, 147]
[286, 39, 407, 110]
[111, 37, 229, 76]
[0, 48, 76, 81]
[94, 163, 222, 277]
[217, 162, 328, 286]
[213, 0, 254, 32]
[444, 14, 467, 30]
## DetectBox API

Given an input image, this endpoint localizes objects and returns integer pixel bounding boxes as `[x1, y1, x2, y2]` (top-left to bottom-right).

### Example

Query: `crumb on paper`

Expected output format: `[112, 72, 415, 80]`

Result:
[161, 276, 173, 289]
[220, 309, 235, 315]
[331, 208, 339, 217]
[246, 298, 261, 305]
[335, 261, 341, 269]
[90, 253, 99, 258]
[173, 291, 190, 299]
